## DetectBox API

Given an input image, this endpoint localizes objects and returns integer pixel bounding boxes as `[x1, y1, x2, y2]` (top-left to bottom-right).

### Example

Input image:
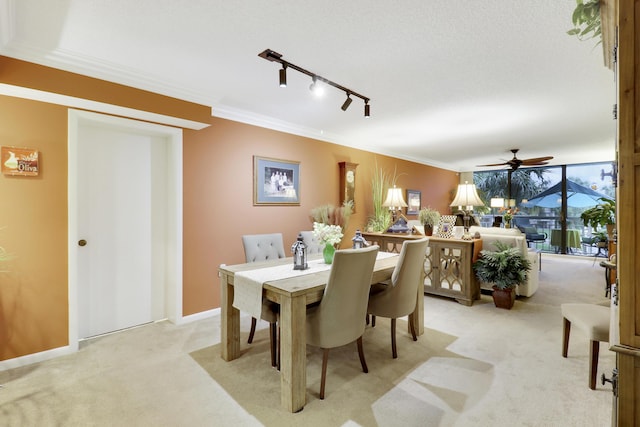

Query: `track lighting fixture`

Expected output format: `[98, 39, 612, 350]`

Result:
[341, 94, 353, 111]
[279, 65, 287, 87]
[259, 48, 371, 117]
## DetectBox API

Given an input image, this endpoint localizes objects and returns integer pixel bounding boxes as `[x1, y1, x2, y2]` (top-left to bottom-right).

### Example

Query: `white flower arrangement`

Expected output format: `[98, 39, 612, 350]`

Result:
[312, 222, 343, 247]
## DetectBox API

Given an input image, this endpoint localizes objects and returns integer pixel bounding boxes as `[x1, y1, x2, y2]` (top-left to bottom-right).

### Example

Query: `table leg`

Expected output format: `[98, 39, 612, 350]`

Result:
[220, 272, 240, 361]
[279, 293, 307, 412]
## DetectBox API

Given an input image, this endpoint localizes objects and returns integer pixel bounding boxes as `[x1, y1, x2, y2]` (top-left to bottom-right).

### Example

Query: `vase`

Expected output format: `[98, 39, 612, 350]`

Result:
[504, 221, 511, 229]
[323, 243, 336, 264]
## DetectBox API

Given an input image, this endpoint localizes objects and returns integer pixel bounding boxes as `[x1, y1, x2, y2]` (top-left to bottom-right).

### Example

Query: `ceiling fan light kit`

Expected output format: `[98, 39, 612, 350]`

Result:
[259, 49, 371, 117]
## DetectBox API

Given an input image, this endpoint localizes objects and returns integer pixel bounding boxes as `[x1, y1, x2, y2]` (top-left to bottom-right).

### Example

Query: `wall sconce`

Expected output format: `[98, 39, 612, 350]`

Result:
[259, 49, 371, 117]
[490, 198, 505, 208]
[450, 181, 485, 239]
[291, 233, 308, 270]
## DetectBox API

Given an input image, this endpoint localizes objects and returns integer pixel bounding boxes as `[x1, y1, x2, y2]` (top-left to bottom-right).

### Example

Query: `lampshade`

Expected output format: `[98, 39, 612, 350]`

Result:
[450, 181, 484, 209]
[382, 186, 408, 209]
[490, 197, 505, 208]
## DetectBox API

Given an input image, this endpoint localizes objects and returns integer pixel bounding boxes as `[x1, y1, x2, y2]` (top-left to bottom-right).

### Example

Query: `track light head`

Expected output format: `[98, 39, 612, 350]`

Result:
[364, 101, 370, 118]
[341, 94, 353, 111]
[279, 65, 287, 87]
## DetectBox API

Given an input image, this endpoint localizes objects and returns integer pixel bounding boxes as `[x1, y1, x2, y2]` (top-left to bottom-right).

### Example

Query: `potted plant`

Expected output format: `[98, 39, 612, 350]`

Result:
[418, 207, 440, 236]
[473, 241, 531, 309]
[580, 197, 615, 239]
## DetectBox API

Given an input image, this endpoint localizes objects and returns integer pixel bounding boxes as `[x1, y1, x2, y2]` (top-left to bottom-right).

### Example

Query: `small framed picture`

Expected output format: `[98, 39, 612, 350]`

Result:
[254, 156, 300, 205]
[406, 189, 421, 215]
[437, 215, 457, 238]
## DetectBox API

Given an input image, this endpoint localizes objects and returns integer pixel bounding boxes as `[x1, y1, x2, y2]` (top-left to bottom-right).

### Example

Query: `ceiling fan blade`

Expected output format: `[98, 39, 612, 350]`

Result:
[521, 156, 554, 164]
[477, 162, 509, 167]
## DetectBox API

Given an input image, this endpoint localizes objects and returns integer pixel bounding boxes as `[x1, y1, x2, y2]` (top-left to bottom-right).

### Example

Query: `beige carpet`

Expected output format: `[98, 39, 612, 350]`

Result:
[192, 319, 465, 426]
[0, 253, 615, 426]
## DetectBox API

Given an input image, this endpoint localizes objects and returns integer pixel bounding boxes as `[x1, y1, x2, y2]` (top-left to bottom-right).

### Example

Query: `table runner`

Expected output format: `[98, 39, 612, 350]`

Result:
[232, 251, 397, 319]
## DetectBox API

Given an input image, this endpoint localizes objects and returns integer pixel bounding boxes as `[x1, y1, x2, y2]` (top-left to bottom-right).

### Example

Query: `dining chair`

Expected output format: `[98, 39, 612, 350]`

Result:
[367, 238, 428, 358]
[299, 230, 324, 254]
[306, 245, 379, 399]
[241, 233, 286, 367]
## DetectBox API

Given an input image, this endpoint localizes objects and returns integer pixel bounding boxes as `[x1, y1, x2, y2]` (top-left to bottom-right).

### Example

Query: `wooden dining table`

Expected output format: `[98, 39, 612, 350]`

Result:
[219, 252, 422, 413]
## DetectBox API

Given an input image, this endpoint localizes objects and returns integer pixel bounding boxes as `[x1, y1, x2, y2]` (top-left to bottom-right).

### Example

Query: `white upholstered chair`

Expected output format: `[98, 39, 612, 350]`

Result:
[306, 245, 379, 399]
[561, 302, 611, 390]
[241, 233, 285, 367]
[300, 230, 324, 255]
[367, 238, 428, 358]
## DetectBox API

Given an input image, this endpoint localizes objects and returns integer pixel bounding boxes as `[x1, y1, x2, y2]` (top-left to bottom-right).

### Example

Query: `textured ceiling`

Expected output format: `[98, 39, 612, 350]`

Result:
[0, 0, 616, 171]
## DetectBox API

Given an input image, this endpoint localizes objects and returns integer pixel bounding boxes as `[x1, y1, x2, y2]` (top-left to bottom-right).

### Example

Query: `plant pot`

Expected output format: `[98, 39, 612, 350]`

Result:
[323, 243, 336, 264]
[492, 286, 516, 309]
[424, 224, 433, 236]
[504, 221, 511, 229]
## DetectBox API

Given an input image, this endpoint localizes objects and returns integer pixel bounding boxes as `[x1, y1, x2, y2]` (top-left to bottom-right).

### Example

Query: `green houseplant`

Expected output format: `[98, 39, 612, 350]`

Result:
[418, 207, 440, 236]
[567, 0, 602, 44]
[580, 197, 615, 238]
[365, 161, 394, 232]
[473, 241, 531, 309]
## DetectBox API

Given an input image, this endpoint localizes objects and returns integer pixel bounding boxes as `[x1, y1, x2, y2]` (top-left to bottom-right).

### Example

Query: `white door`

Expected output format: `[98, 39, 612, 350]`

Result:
[76, 123, 166, 338]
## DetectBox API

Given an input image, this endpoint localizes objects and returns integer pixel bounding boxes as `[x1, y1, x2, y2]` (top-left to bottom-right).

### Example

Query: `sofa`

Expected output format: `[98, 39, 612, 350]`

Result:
[468, 226, 540, 297]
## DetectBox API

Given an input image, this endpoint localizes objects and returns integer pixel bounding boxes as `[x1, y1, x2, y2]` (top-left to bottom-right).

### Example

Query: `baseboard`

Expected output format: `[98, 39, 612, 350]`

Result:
[0, 345, 74, 371]
[176, 308, 219, 325]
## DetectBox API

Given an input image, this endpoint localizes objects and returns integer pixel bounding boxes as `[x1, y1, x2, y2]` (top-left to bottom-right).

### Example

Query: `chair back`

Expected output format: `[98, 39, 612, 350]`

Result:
[307, 245, 379, 348]
[242, 233, 286, 263]
[369, 238, 428, 318]
[300, 231, 324, 254]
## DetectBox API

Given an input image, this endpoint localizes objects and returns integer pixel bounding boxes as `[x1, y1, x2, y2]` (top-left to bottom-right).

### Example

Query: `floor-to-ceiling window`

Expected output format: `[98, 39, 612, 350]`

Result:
[473, 161, 615, 256]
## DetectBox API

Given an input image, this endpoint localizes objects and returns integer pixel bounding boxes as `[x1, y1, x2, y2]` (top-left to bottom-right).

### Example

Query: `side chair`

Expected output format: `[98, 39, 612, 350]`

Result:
[367, 238, 429, 358]
[300, 230, 324, 255]
[241, 233, 286, 367]
[306, 245, 379, 399]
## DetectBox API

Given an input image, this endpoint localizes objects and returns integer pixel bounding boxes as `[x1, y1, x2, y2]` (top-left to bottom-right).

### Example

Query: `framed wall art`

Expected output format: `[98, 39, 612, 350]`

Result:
[1, 146, 39, 176]
[406, 189, 421, 215]
[339, 162, 358, 212]
[253, 156, 300, 205]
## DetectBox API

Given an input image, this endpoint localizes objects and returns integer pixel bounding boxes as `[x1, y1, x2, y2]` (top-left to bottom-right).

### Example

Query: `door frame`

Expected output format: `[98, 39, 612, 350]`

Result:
[68, 109, 183, 350]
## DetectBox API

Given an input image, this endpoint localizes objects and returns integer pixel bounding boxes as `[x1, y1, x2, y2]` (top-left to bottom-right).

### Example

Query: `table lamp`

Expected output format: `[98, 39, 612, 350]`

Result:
[450, 181, 485, 239]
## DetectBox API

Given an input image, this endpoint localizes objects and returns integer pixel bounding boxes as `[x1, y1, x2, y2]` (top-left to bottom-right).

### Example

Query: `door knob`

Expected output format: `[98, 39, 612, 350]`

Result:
[78, 239, 87, 247]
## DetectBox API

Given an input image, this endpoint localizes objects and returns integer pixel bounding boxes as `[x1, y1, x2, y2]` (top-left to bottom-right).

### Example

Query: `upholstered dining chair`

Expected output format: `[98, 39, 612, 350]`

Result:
[241, 233, 286, 367]
[367, 238, 428, 358]
[306, 245, 379, 399]
[300, 230, 324, 254]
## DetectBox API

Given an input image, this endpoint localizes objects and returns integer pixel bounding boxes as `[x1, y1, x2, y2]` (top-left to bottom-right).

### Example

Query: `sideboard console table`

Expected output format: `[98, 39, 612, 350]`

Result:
[425, 237, 482, 306]
[362, 233, 482, 306]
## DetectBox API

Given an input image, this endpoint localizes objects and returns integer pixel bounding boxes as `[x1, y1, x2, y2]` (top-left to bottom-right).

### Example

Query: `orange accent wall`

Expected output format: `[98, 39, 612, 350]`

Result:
[182, 117, 458, 315]
[0, 95, 69, 360]
[0, 59, 458, 361]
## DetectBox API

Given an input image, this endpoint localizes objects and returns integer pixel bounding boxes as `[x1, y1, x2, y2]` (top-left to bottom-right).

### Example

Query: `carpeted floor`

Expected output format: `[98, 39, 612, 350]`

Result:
[0, 253, 615, 426]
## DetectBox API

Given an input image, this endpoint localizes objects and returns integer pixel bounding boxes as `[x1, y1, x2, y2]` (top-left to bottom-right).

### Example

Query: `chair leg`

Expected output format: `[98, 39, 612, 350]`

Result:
[248, 317, 257, 344]
[357, 336, 368, 373]
[320, 349, 330, 400]
[589, 340, 600, 390]
[372, 315, 376, 328]
[562, 318, 570, 358]
[408, 313, 417, 342]
[269, 322, 277, 367]
[391, 318, 397, 359]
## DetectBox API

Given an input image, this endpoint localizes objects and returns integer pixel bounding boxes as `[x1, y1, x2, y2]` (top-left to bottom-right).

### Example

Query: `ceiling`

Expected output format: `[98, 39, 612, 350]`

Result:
[0, 0, 616, 172]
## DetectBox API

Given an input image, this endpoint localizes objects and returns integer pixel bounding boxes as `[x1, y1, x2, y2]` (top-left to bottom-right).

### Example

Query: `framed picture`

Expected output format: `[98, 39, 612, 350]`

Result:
[436, 215, 457, 238]
[339, 162, 358, 212]
[253, 156, 300, 205]
[406, 189, 421, 215]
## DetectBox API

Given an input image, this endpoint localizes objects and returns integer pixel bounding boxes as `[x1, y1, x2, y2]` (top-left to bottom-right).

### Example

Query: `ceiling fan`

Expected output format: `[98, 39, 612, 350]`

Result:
[479, 149, 554, 202]
[479, 149, 553, 171]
